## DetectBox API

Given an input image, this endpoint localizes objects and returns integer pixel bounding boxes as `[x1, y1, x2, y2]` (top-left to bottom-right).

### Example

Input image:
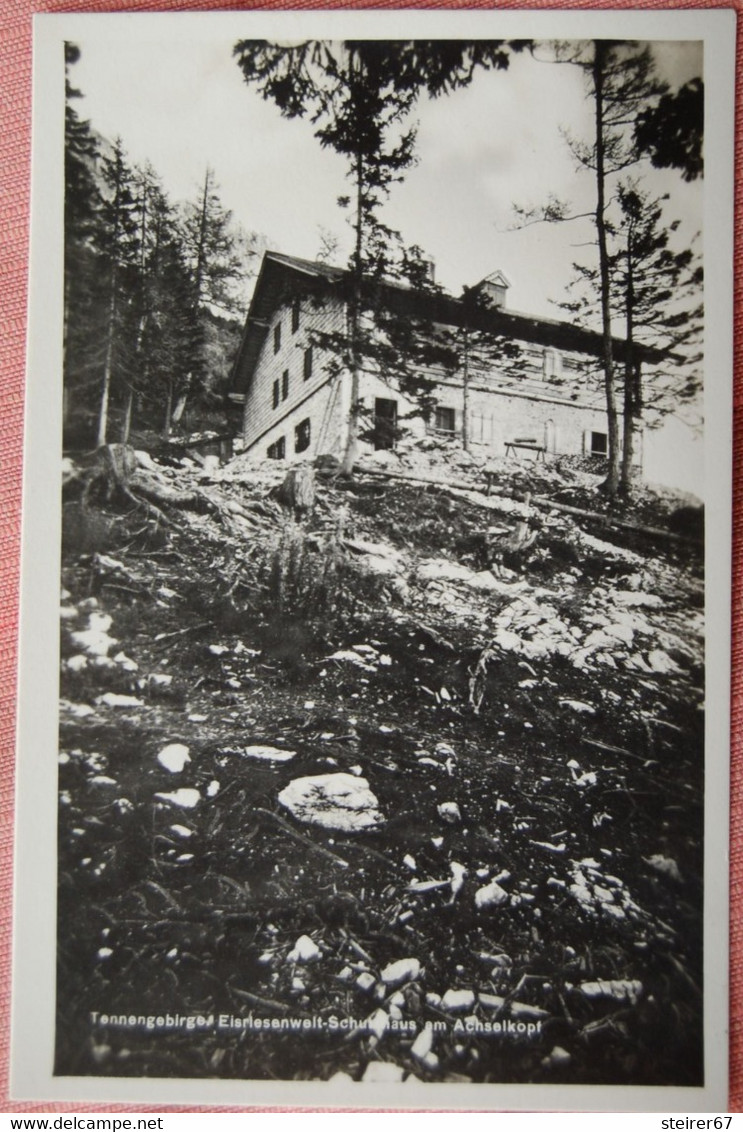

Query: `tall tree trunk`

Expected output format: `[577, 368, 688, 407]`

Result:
[97, 282, 117, 448]
[163, 378, 173, 439]
[341, 122, 365, 477]
[120, 386, 134, 444]
[592, 42, 621, 498]
[461, 327, 471, 452]
[620, 236, 636, 494]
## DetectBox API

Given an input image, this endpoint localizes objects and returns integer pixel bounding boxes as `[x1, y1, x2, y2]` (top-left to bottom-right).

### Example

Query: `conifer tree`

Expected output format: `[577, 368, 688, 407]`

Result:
[94, 138, 141, 447]
[63, 43, 103, 440]
[234, 40, 523, 471]
[176, 168, 251, 428]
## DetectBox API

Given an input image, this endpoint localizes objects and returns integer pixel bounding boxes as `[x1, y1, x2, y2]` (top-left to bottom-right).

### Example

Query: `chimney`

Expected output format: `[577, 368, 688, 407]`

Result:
[476, 269, 511, 309]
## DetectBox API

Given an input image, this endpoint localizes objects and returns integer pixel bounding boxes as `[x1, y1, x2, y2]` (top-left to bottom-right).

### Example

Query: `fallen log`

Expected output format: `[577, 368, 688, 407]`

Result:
[355, 466, 702, 548]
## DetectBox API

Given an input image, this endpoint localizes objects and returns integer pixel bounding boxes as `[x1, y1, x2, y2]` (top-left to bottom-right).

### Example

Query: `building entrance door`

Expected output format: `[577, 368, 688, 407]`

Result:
[374, 398, 397, 450]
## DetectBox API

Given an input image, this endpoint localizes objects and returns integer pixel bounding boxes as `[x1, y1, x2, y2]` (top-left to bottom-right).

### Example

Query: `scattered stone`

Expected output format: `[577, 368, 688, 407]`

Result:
[646, 854, 683, 882]
[437, 802, 461, 825]
[361, 1061, 403, 1083]
[380, 958, 421, 987]
[560, 699, 596, 715]
[543, 1046, 571, 1068]
[449, 862, 467, 898]
[170, 824, 193, 839]
[287, 935, 322, 963]
[206, 780, 220, 797]
[410, 1027, 434, 1062]
[578, 979, 643, 1004]
[60, 700, 95, 718]
[157, 744, 191, 774]
[154, 788, 201, 809]
[510, 1000, 549, 1020]
[403, 854, 417, 871]
[278, 773, 384, 832]
[96, 693, 144, 708]
[475, 880, 509, 909]
[356, 972, 376, 993]
[366, 1008, 389, 1040]
[70, 613, 117, 657]
[242, 745, 296, 762]
[441, 988, 476, 1013]
[647, 649, 680, 674]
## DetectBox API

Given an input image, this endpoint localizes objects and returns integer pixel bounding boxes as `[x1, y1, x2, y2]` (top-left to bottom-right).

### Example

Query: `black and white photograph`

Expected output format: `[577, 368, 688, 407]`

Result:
[12, 9, 734, 1109]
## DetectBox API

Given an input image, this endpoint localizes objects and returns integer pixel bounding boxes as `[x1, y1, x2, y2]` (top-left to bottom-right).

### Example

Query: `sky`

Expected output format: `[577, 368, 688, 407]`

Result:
[71, 30, 703, 322]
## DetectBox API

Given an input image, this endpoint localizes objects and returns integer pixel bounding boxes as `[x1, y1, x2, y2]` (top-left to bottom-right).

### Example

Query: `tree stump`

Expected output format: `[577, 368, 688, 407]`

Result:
[277, 465, 316, 515]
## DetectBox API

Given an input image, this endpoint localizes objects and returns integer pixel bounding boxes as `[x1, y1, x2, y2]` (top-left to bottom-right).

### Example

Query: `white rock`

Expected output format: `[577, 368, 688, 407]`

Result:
[380, 957, 421, 987]
[60, 700, 95, 720]
[287, 935, 321, 963]
[356, 971, 376, 993]
[450, 862, 467, 897]
[362, 1061, 403, 1083]
[647, 649, 680, 674]
[410, 1027, 434, 1061]
[478, 993, 506, 1010]
[544, 1046, 571, 1068]
[559, 700, 596, 715]
[64, 654, 89, 672]
[475, 880, 509, 909]
[206, 780, 220, 797]
[170, 824, 193, 839]
[366, 1008, 389, 1040]
[437, 802, 461, 825]
[579, 979, 643, 1004]
[328, 649, 377, 672]
[441, 988, 476, 1012]
[646, 854, 683, 882]
[243, 745, 296, 762]
[155, 788, 201, 809]
[157, 744, 191, 773]
[278, 773, 383, 832]
[96, 693, 144, 708]
[403, 854, 417, 871]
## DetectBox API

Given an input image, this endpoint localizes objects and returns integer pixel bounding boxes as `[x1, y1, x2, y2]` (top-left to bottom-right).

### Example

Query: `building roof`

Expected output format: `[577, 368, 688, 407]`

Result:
[231, 251, 657, 398]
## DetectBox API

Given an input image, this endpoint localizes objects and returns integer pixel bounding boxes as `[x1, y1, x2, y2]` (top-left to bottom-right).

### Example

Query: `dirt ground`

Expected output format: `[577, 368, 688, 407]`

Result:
[55, 447, 704, 1086]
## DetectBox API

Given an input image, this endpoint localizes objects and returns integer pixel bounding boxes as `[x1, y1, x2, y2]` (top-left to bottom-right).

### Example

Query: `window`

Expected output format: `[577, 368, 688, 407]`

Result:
[590, 431, 607, 456]
[282, 369, 289, 401]
[543, 348, 563, 380]
[292, 298, 301, 333]
[434, 406, 456, 434]
[273, 322, 282, 354]
[303, 346, 314, 382]
[374, 398, 397, 451]
[295, 418, 311, 454]
[267, 436, 285, 460]
[272, 380, 280, 409]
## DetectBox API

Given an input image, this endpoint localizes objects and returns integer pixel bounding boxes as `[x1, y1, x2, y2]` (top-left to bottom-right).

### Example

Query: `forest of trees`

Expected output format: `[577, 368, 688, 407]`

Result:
[63, 43, 261, 449]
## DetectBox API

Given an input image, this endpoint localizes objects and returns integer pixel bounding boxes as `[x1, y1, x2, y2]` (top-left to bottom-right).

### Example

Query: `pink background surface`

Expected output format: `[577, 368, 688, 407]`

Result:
[0, 0, 739, 1112]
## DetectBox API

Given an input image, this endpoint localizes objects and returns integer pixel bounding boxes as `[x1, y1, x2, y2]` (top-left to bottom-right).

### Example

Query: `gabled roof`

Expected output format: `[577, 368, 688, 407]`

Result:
[231, 251, 659, 398]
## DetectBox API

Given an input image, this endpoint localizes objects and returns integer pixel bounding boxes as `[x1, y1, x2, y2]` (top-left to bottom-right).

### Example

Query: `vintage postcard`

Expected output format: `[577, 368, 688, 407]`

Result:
[12, 8, 734, 1109]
